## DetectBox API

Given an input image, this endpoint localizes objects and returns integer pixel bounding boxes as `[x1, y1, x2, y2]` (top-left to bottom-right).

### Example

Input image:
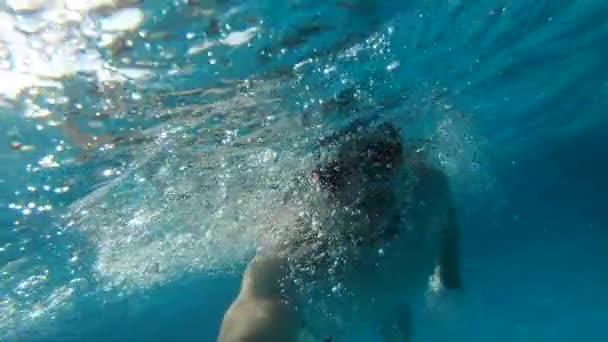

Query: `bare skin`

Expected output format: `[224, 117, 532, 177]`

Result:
[217, 255, 302, 342]
[218, 123, 463, 342]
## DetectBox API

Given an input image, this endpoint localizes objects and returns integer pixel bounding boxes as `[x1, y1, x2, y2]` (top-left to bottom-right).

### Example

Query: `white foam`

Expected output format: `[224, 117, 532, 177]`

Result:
[221, 27, 259, 46]
[187, 40, 217, 55]
[187, 27, 258, 56]
[100, 7, 144, 32]
[64, 82, 314, 291]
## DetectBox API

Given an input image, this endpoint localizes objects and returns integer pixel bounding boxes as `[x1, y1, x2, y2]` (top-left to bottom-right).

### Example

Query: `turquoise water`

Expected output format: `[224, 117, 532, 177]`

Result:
[1, 0, 608, 341]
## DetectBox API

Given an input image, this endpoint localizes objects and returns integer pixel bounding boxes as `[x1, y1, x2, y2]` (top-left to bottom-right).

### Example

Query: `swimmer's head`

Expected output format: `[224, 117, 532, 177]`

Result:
[312, 122, 403, 193]
[355, 122, 403, 167]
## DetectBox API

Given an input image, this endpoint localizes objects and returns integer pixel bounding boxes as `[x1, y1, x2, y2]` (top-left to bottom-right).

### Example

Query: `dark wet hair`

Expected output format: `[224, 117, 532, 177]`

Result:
[356, 122, 403, 166]
[311, 160, 347, 193]
[312, 122, 403, 192]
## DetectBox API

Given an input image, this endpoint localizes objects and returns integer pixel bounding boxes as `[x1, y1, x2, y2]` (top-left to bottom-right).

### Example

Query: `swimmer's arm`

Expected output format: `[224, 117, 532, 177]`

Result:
[60, 116, 121, 162]
[438, 205, 464, 290]
[218, 255, 301, 342]
[61, 116, 150, 160]
[61, 117, 101, 151]
[418, 164, 463, 290]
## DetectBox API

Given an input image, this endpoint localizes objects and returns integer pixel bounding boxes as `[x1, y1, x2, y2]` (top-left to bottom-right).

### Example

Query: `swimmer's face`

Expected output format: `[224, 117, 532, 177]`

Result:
[312, 124, 403, 193]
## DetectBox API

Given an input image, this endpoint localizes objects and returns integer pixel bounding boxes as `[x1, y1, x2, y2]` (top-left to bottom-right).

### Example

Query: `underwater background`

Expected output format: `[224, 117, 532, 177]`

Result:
[1, 0, 608, 341]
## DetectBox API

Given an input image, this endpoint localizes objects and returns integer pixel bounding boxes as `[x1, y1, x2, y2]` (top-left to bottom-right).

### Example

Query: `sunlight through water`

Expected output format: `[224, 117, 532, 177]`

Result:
[2, 0, 608, 340]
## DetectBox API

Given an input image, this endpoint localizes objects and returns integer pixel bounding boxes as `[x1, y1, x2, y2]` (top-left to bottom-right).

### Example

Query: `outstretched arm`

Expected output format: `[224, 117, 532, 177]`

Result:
[414, 162, 464, 291]
[218, 255, 301, 342]
[438, 204, 463, 290]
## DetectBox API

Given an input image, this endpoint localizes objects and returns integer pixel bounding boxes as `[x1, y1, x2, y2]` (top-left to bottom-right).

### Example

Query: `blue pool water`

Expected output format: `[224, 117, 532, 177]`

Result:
[1, 0, 608, 341]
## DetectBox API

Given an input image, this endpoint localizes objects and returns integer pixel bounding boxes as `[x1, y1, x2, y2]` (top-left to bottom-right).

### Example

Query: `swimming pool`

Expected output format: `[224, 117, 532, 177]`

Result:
[1, 0, 608, 340]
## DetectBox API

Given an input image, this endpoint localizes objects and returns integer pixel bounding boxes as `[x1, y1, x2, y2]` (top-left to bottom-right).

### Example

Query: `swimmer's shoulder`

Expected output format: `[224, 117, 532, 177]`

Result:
[405, 159, 452, 206]
[414, 162, 449, 187]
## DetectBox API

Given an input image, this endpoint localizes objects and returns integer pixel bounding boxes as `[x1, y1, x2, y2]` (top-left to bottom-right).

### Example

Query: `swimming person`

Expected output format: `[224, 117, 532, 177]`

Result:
[218, 122, 463, 342]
